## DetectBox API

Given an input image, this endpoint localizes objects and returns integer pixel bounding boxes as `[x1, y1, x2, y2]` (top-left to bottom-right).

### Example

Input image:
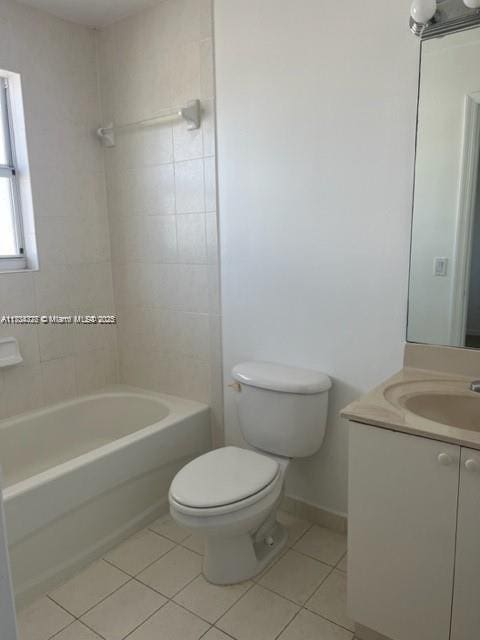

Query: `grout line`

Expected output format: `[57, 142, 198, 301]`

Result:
[73, 576, 136, 619]
[254, 567, 334, 610]
[43, 618, 79, 640]
[212, 627, 238, 640]
[133, 564, 203, 601]
[45, 594, 78, 619]
[303, 608, 355, 635]
[32, 517, 351, 640]
[146, 524, 191, 546]
[80, 617, 109, 640]
[103, 538, 180, 579]
[273, 606, 303, 640]
[102, 556, 138, 576]
[47, 620, 78, 640]
[114, 598, 169, 640]
[213, 581, 257, 629]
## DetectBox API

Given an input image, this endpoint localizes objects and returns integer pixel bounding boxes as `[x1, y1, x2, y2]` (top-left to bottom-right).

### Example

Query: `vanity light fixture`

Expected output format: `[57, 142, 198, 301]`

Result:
[410, 0, 437, 35]
[410, 0, 480, 38]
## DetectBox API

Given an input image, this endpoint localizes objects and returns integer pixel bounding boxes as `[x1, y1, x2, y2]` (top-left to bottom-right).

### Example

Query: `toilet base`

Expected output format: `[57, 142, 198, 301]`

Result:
[203, 521, 287, 585]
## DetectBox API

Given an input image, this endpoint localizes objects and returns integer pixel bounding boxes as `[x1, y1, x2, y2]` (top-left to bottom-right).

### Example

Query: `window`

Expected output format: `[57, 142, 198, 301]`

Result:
[0, 75, 25, 270]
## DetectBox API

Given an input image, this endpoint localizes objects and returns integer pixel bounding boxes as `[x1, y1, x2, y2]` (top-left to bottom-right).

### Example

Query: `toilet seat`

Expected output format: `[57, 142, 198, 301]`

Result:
[169, 446, 282, 517]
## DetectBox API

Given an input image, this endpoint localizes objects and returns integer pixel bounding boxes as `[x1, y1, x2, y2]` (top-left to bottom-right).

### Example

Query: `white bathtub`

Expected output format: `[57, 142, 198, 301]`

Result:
[0, 385, 211, 606]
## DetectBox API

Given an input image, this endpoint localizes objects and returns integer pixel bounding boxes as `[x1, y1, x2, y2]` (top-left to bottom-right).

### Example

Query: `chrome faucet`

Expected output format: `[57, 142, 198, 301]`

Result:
[470, 380, 480, 393]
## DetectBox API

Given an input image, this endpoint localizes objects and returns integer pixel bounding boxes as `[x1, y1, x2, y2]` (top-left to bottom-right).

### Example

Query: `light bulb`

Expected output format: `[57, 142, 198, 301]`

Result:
[463, 0, 480, 8]
[410, 0, 437, 24]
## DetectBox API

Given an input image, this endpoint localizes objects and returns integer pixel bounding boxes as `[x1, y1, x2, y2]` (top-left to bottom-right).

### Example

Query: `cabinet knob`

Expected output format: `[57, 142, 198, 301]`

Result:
[438, 453, 453, 466]
[465, 458, 480, 473]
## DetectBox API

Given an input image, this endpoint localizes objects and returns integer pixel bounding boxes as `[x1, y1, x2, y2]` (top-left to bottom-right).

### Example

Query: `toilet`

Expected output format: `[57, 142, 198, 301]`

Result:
[169, 361, 331, 585]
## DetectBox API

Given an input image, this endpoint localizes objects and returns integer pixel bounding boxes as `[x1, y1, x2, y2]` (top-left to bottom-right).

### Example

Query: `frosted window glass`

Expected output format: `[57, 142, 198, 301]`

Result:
[0, 177, 16, 256]
[0, 88, 8, 166]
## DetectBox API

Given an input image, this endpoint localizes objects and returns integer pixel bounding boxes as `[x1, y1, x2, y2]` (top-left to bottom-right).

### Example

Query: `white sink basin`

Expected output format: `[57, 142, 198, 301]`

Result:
[384, 380, 480, 432]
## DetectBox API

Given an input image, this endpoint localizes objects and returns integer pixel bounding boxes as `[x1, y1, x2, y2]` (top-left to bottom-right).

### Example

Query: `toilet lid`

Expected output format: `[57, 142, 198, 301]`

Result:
[170, 446, 280, 509]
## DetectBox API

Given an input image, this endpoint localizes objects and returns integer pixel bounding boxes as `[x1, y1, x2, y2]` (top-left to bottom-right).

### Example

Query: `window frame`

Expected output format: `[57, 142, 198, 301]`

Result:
[0, 75, 26, 271]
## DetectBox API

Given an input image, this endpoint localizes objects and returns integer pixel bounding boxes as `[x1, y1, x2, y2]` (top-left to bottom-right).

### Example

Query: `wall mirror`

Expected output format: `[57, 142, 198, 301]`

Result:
[408, 25, 480, 348]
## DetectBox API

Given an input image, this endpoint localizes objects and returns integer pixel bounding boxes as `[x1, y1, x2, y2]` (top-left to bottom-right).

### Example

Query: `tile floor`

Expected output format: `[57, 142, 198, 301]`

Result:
[17, 512, 353, 640]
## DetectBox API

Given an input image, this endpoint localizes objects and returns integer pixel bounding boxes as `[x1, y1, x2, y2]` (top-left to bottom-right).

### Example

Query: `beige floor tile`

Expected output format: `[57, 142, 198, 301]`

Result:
[17, 597, 74, 640]
[137, 546, 202, 597]
[80, 580, 166, 640]
[306, 570, 354, 631]
[174, 575, 252, 623]
[50, 560, 129, 616]
[149, 515, 190, 543]
[50, 621, 103, 640]
[277, 511, 311, 546]
[217, 585, 299, 640]
[182, 532, 205, 555]
[104, 529, 175, 575]
[293, 526, 347, 566]
[278, 609, 353, 640]
[336, 554, 347, 573]
[259, 549, 331, 605]
[203, 630, 232, 640]
[127, 601, 209, 640]
[253, 546, 289, 583]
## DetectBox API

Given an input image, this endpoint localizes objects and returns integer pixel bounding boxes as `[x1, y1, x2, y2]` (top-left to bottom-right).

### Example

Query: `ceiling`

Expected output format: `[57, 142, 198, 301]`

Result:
[17, 0, 157, 28]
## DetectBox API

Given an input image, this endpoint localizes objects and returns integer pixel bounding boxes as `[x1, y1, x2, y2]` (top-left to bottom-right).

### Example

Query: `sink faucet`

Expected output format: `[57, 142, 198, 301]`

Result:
[470, 381, 480, 393]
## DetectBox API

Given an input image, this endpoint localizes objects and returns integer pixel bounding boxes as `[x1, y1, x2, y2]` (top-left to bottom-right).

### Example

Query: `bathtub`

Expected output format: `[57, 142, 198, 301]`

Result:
[0, 385, 211, 607]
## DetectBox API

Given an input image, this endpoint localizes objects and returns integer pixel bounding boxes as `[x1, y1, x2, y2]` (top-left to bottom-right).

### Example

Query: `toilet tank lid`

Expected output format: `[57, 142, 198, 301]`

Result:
[232, 361, 331, 394]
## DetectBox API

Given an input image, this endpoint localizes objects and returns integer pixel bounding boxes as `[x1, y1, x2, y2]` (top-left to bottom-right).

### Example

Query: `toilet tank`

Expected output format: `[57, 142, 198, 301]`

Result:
[232, 362, 332, 458]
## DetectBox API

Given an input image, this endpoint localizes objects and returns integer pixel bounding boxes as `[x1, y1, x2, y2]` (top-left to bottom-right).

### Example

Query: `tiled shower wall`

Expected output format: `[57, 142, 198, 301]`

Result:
[0, 0, 117, 420]
[97, 0, 223, 444]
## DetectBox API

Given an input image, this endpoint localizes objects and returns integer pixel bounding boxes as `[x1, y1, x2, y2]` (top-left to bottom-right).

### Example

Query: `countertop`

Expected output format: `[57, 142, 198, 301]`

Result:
[341, 367, 480, 451]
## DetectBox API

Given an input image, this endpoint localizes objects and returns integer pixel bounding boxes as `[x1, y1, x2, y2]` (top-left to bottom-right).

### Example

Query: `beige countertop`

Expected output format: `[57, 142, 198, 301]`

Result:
[341, 367, 480, 451]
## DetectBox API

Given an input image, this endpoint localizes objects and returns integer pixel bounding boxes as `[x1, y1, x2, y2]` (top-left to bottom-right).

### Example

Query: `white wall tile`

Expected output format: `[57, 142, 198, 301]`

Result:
[175, 159, 205, 214]
[0, 272, 36, 315]
[173, 121, 204, 162]
[3, 365, 43, 418]
[144, 216, 178, 263]
[200, 39, 214, 100]
[0, 0, 117, 410]
[204, 156, 217, 212]
[98, 0, 222, 442]
[201, 100, 216, 158]
[177, 214, 207, 264]
[169, 42, 201, 107]
[34, 267, 71, 315]
[38, 324, 74, 362]
[0, 324, 40, 367]
[206, 213, 219, 265]
[41, 356, 77, 405]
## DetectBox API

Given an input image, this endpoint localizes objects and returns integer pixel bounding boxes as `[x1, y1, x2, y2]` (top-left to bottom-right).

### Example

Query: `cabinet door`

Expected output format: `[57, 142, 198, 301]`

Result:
[348, 424, 459, 640]
[451, 447, 480, 640]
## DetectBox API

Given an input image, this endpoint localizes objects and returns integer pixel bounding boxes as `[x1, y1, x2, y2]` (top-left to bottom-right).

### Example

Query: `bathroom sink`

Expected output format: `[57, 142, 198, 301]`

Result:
[384, 380, 480, 432]
[403, 393, 480, 431]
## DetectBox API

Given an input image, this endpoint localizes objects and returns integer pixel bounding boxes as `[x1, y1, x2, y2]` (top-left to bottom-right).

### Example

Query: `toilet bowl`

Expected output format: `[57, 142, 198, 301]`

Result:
[169, 446, 290, 584]
[169, 361, 331, 584]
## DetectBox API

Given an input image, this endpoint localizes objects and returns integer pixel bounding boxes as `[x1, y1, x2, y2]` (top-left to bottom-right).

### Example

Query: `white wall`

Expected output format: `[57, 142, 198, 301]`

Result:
[0, 0, 117, 419]
[215, 0, 419, 515]
[97, 0, 224, 444]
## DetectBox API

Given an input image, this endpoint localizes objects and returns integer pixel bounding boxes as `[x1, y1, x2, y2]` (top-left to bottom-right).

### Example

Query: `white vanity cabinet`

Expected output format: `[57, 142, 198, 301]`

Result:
[450, 448, 480, 640]
[348, 423, 480, 640]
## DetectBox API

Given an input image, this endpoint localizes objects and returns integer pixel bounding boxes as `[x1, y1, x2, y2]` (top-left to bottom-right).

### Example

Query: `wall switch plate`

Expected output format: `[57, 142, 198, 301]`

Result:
[433, 257, 448, 277]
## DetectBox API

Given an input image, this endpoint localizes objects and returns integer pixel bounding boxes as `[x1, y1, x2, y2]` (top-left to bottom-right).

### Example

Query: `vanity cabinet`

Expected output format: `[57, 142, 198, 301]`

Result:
[450, 448, 480, 640]
[348, 423, 480, 640]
